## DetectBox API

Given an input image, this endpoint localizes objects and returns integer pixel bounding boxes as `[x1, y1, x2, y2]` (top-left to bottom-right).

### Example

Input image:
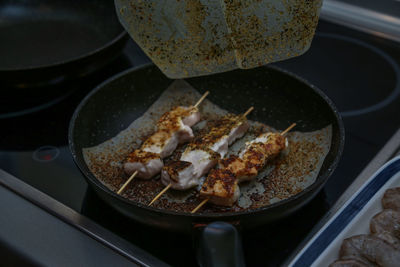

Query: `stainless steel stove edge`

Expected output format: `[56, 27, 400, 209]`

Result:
[321, 0, 400, 43]
[0, 169, 169, 267]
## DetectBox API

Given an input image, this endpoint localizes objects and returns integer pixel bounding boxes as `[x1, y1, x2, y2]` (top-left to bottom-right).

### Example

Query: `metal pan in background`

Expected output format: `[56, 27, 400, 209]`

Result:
[69, 64, 344, 266]
[0, 0, 128, 88]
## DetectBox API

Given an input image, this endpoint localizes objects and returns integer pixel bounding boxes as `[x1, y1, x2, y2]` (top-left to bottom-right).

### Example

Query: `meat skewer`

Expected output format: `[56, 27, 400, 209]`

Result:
[148, 107, 254, 206]
[117, 91, 209, 195]
[191, 123, 296, 213]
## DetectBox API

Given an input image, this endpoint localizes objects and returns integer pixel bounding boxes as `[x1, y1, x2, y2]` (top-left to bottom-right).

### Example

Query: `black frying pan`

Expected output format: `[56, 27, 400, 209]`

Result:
[69, 64, 344, 266]
[0, 0, 128, 88]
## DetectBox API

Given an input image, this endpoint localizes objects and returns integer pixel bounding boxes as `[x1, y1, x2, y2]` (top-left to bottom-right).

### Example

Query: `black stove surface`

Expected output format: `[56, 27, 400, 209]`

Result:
[1, 20, 400, 266]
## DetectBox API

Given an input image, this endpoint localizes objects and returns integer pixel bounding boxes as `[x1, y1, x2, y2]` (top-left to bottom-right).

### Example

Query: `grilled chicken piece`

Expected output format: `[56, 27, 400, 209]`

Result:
[219, 155, 257, 182]
[382, 187, 400, 211]
[124, 106, 200, 179]
[200, 132, 288, 206]
[339, 235, 400, 267]
[200, 169, 240, 206]
[161, 114, 249, 190]
[161, 161, 196, 190]
[179, 148, 220, 180]
[191, 114, 249, 158]
[141, 126, 191, 158]
[143, 106, 200, 157]
[221, 132, 287, 182]
[157, 106, 200, 129]
[124, 150, 163, 179]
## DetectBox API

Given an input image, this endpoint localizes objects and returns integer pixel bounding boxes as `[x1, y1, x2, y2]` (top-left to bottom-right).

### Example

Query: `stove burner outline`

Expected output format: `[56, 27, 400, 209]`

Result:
[317, 33, 400, 117]
[0, 90, 73, 119]
[32, 146, 60, 162]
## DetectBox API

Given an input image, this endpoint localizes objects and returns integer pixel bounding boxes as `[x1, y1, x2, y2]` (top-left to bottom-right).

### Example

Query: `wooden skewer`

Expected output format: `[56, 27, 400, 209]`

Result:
[149, 107, 254, 207]
[191, 198, 209, 213]
[117, 92, 210, 196]
[117, 170, 138, 195]
[194, 91, 210, 108]
[190, 122, 297, 213]
[243, 106, 254, 117]
[148, 183, 172, 206]
[281, 123, 296, 136]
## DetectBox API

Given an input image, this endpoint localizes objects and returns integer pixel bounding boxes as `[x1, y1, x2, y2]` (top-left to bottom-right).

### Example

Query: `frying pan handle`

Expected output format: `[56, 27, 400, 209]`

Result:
[195, 221, 246, 267]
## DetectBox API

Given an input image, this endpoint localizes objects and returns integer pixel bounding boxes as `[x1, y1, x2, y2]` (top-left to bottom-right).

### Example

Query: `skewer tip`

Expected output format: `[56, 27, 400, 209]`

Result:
[149, 183, 172, 206]
[280, 123, 296, 136]
[117, 170, 138, 195]
[243, 106, 254, 117]
[191, 198, 209, 213]
[193, 91, 210, 108]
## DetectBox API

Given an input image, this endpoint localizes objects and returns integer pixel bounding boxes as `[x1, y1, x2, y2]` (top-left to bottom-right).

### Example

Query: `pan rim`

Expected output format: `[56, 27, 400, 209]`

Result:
[0, 31, 127, 72]
[0, 2, 127, 72]
[68, 64, 345, 219]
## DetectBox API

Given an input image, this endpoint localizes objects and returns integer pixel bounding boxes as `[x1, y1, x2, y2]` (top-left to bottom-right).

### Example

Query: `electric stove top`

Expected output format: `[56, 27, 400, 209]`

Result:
[1, 20, 400, 266]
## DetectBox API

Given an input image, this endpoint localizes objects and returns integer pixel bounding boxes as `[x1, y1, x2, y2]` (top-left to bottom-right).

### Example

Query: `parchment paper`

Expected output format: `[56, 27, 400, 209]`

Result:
[83, 80, 332, 213]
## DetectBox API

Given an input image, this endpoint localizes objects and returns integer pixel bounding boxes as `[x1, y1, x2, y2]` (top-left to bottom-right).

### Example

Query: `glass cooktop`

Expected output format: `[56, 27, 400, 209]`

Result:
[1, 20, 400, 266]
